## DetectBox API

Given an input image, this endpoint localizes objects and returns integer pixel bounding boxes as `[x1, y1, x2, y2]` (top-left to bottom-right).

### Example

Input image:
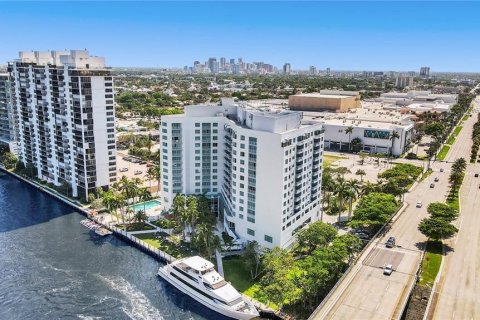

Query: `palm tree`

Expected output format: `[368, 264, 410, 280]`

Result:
[172, 194, 186, 225]
[389, 131, 400, 157]
[346, 179, 361, 219]
[355, 169, 366, 182]
[361, 181, 378, 196]
[333, 176, 349, 223]
[345, 125, 354, 152]
[139, 187, 152, 214]
[134, 209, 148, 225]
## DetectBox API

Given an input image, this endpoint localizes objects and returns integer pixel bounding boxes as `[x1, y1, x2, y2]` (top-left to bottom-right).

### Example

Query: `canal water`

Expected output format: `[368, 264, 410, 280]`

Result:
[0, 174, 229, 320]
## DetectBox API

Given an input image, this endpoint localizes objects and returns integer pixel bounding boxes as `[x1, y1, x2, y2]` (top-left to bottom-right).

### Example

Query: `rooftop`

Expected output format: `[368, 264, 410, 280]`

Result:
[291, 93, 354, 99]
[180, 256, 214, 272]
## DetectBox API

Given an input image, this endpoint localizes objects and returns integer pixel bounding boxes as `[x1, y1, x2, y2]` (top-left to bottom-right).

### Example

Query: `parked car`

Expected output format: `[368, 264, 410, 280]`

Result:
[440, 168, 444, 172]
[119, 168, 128, 172]
[434, 177, 439, 182]
[430, 183, 435, 188]
[386, 236, 396, 248]
[383, 264, 394, 276]
[134, 170, 143, 175]
[475, 173, 479, 178]
[416, 201, 423, 208]
[354, 231, 370, 240]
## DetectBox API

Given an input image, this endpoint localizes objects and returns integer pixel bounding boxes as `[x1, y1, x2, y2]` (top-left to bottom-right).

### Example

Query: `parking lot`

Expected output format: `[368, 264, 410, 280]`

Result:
[116, 152, 159, 193]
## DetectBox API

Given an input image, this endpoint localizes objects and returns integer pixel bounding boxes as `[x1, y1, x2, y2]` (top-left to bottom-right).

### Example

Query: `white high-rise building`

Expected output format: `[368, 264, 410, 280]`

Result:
[160, 101, 324, 248]
[8, 50, 117, 199]
[283, 63, 291, 75]
[0, 73, 17, 153]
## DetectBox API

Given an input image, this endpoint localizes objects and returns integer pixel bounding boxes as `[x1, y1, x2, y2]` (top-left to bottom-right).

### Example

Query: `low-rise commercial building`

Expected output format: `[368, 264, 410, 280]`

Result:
[160, 101, 324, 249]
[289, 91, 360, 112]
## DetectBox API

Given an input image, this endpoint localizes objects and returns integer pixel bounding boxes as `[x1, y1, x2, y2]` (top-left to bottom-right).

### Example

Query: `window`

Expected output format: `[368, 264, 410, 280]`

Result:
[247, 228, 255, 236]
[264, 235, 273, 243]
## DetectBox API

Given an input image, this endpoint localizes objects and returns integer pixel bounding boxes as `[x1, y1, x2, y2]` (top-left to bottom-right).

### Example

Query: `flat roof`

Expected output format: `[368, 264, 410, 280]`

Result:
[323, 118, 412, 130]
[292, 93, 353, 99]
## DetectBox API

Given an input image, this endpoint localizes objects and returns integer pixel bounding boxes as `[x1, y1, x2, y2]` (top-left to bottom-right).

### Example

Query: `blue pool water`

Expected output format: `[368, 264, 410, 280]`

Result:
[130, 199, 161, 212]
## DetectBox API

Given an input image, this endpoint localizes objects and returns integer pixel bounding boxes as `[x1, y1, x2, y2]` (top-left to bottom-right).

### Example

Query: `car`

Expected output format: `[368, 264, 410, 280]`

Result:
[430, 183, 435, 188]
[383, 264, 394, 276]
[131, 159, 140, 163]
[386, 237, 396, 248]
[134, 170, 143, 175]
[434, 177, 439, 182]
[416, 201, 423, 208]
[354, 231, 370, 240]
[440, 168, 444, 172]
[140, 161, 147, 164]
[119, 167, 128, 172]
[475, 173, 479, 177]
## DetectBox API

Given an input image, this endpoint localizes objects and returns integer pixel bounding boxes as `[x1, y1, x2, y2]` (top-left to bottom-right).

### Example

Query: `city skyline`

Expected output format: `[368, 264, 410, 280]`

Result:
[1, 1, 480, 72]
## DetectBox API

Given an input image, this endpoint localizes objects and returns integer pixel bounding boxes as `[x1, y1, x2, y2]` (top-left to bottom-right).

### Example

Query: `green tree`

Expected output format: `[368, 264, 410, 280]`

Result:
[345, 125, 354, 152]
[355, 169, 366, 182]
[389, 131, 400, 156]
[350, 192, 398, 228]
[418, 217, 458, 241]
[427, 202, 459, 222]
[242, 241, 263, 280]
[295, 221, 338, 255]
[1, 152, 18, 169]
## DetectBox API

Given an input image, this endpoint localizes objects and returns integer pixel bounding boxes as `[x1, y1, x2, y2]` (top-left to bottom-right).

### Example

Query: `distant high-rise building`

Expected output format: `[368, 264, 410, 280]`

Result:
[420, 67, 430, 77]
[283, 63, 291, 75]
[407, 71, 416, 77]
[326, 67, 331, 75]
[231, 64, 240, 74]
[395, 76, 414, 88]
[238, 58, 243, 64]
[208, 58, 217, 73]
[309, 66, 317, 75]
[8, 50, 117, 199]
[230, 58, 235, 65]
[220, 57, 226, 70]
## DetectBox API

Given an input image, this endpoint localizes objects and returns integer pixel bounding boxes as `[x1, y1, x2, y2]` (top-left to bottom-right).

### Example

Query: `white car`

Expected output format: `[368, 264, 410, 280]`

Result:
[134, 170, 143, 175]
[384, 264, 393, 276]
[416, 201, 423, 208]
[119, 167, 128, 172]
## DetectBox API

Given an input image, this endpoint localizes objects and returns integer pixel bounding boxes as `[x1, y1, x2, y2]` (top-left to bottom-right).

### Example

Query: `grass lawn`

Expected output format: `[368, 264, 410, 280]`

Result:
[419, 241, 443, 287]
[453, 126, 463, 136]
[446, 135, 455, 145]
[117, 223, 156, 232]
[223, 257, 278, 310]
[323, 154, 347, 167]
[447, 191, 460, 211]
[463, 115, 469, 121]
[134, 233, 193, 258]
[437, 145, 451, 160]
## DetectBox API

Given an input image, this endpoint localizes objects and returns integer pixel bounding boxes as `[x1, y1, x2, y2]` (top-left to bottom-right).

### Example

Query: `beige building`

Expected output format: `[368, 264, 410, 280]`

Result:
[289, 91, 360, 112]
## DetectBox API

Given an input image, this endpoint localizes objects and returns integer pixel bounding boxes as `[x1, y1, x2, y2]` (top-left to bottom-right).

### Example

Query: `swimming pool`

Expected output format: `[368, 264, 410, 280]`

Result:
[129, 199, 161, 212]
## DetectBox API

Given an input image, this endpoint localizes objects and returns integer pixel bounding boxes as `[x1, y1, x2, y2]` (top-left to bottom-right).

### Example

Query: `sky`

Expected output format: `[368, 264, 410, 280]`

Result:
[0, 1, 479, 72]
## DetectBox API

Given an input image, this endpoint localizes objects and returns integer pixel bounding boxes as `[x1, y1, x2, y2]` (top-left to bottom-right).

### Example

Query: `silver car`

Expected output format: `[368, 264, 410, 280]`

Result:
[384, 264, 393, 276]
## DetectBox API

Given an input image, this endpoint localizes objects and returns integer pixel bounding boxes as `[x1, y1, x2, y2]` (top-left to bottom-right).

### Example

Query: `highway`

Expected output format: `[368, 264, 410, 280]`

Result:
[310, 161, 451, 320]
[310, 99, 478, 320]
[429, 96, 480, 320]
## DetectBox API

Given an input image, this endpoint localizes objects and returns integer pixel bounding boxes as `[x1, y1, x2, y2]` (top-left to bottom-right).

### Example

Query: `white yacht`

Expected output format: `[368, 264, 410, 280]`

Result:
[157, 256, 259, 320]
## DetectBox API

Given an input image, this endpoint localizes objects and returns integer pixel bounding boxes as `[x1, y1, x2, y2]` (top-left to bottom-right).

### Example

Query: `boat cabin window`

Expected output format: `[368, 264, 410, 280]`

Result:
[204, 279, 227, 290]
[201, 268, 215, 275]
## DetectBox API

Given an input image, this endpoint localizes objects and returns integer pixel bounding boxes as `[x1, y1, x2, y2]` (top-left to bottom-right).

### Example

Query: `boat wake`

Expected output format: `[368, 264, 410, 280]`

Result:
[96, 274, 164, 320]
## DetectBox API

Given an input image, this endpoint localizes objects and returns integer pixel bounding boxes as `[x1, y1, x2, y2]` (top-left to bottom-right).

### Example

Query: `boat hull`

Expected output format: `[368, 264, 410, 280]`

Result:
[157, 267, 258, 320]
